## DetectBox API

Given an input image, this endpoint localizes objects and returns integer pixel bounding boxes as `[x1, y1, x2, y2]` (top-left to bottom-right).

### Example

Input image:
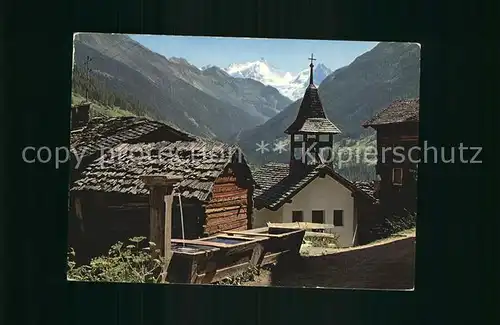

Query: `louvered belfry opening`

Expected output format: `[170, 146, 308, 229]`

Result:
[285, 55, 341, 174]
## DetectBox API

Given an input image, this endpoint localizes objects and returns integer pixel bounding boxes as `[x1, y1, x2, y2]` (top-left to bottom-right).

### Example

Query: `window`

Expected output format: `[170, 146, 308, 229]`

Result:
[333, 210, 344, 226]
[294, 134, 304, 142]
[293, 147, 303, 160]
[319, 134, 330, 142]
[312, 210, 324, 224]
[292, 210, 303, 222]
[392, 168, 403, 185]
[307, 134, 317, 140]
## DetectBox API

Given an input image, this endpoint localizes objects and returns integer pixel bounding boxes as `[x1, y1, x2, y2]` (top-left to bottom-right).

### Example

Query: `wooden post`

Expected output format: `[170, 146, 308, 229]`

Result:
[140, 175, 183, 282]
[163, 191, 174, 267]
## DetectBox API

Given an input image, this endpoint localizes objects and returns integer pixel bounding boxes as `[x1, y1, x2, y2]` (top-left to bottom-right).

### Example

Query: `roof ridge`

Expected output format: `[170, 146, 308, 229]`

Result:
[363, 97, 420, 127]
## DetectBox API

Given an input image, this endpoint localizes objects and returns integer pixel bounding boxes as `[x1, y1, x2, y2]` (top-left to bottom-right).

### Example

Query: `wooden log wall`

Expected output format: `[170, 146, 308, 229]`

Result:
[203, 167, 250, 235]
[70, 189, 207, 264]
[373, 123, 419, 219]
[355, 195, 382, 245]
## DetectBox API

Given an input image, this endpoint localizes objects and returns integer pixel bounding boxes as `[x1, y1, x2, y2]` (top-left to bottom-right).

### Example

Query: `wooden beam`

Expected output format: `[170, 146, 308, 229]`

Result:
[140, 175, 182, 283]
[223, 230, 288, 238]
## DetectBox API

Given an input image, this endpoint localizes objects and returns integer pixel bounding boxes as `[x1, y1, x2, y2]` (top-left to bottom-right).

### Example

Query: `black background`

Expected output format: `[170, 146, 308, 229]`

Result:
[1, 0, 495, 324]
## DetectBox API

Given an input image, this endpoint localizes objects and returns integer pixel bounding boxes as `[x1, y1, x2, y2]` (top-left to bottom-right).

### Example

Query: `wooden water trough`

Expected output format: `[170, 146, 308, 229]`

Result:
[139, 175, 305, 284]
[267, 222, 335, 233]
[166, 227, 305, 284]
[224, 226, 305, 267]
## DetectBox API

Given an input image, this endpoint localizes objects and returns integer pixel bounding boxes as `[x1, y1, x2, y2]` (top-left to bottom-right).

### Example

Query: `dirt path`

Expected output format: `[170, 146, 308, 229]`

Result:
[243, 231, 416, 289]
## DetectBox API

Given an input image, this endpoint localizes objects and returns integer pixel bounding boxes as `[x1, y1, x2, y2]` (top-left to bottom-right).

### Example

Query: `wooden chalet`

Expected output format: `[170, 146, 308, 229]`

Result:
[251, 56, 379, 247]
[69, 139, 254, 263]
[363, 98, 419, 217]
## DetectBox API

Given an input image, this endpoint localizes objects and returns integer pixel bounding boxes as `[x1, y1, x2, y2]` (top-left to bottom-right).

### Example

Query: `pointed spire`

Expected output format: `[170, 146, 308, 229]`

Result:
[284, 54, 341, 135]
[308, 53, 316, 85]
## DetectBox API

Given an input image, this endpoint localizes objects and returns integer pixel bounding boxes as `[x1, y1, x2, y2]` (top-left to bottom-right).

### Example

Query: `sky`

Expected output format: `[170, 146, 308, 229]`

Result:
[129, 35, 379, 75]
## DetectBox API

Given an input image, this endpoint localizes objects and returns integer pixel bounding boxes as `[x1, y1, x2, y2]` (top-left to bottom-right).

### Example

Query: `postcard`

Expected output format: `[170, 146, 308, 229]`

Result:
[65, 33, 420, 289]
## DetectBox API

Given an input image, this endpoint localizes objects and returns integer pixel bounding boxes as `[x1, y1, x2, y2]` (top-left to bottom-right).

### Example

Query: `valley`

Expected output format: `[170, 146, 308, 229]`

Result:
[71, 34, 420, 181]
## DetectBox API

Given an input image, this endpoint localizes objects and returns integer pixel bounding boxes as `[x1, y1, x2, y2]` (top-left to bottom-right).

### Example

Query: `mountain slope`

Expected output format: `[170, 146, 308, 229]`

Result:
[166, 60, 292, 120]
[73, 34, 291, 140]
[224, 59, 332, 100]
[237, 42, 421, 164]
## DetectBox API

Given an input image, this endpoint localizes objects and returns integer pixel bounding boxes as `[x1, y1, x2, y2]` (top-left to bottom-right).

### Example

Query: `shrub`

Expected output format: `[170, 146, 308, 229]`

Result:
[371, 210, 416, 239]
[385, 211, 416, 234]
[67, 237, 167, 283]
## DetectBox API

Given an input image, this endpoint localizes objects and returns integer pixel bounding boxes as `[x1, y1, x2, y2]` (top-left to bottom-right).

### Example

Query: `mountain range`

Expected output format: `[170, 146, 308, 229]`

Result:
[235, 42, 421, 165]
[73, 33, 292, 141]
[72, 34, 420, 177]
[222, 59, 332, 100]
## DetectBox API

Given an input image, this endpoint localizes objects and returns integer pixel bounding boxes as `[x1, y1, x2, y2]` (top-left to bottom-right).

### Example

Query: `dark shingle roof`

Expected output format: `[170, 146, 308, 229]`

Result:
[71, 140, 248, 201]
[253, 162, 375, 211]
[70, 116, 195, 161]
[285, 84, 341, 134]
[363, 98, 419, 127]
[353, 181, 379, 202]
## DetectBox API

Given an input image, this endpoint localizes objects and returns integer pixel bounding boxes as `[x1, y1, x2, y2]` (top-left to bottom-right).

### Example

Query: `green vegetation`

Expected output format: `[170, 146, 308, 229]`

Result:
[67, 237, 166, 283]
[244, 133, 377, 181]
[71, 92, 135, 118]
[371, 211, 417, 241]
[72, 65, 153, 119]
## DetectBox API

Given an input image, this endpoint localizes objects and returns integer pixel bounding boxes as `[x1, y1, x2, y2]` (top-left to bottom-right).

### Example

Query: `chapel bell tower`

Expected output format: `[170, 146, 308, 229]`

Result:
[285, 54, 341, 174]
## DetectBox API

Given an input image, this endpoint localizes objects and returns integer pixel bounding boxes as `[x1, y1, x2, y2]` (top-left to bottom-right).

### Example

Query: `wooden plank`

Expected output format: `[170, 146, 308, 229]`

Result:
[204, 218, 247, 233]
[211, 189, 248, 200]
[223, 230, 287, 238]
[214, 176, 237, 184]
[211, 183, 243, 194]
[209, 194, 247, 204]
[205, 218, 248, 230]
[268, 222, 334, 230]
[172, 236, 263, 248]
[206, 208, 246, 220]
[171, 239, 234, 248]
[216, 234, 266, 241]
[204, 198, 247, 209]
[206, 207, 247, 220]
[205, 205, 242, 214]
[205, 214, 247, 227]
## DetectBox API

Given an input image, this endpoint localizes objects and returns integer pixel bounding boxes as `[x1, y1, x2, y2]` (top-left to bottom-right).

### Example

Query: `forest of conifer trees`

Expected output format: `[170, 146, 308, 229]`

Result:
[72, 65, 153, 118]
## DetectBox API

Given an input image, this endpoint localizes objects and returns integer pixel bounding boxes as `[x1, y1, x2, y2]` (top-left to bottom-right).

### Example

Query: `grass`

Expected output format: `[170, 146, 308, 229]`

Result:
[71, 93, 136, 118]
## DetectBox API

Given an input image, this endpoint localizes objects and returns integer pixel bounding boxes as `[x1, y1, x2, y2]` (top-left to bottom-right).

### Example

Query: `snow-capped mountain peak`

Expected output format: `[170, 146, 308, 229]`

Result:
[224, 60, 332, 100]
[225, 59, 292, 84]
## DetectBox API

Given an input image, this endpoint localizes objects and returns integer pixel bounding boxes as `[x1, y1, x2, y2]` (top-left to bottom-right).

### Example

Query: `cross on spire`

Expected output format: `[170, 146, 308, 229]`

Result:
[308, 53, 316, 85]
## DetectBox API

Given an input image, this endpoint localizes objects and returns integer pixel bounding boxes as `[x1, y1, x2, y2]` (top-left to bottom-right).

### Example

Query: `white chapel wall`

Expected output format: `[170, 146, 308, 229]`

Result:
[253, 206, 284, 228]
[281, 176, 356, 247]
